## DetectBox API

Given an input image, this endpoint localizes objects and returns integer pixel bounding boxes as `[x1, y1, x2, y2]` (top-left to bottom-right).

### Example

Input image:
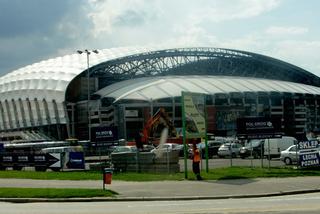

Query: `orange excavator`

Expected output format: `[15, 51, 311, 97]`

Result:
[141, 108, 180, 145]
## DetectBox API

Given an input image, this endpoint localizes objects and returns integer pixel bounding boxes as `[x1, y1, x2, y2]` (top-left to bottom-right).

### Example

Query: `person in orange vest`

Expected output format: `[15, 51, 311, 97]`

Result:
[192, 140, 202, 180]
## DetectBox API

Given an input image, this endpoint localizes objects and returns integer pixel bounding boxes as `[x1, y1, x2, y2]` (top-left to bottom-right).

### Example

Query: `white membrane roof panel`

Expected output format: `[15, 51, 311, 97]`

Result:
[95, 75, 320, 102]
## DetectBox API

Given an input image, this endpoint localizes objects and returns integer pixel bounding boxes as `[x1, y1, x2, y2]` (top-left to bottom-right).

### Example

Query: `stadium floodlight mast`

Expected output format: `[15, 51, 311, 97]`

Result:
[77, 49, 99, 143]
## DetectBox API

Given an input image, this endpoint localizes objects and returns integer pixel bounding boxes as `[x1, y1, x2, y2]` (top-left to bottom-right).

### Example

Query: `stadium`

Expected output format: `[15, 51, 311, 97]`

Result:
[1, 46, 320, 145]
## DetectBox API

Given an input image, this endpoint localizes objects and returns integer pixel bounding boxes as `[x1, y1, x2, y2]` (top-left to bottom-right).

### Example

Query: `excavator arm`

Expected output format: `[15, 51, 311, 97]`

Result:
[141, 108, 176, 144]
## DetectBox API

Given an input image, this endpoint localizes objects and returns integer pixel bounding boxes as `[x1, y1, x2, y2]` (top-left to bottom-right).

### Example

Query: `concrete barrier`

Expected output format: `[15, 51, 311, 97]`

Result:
[111, 151, 180, 173]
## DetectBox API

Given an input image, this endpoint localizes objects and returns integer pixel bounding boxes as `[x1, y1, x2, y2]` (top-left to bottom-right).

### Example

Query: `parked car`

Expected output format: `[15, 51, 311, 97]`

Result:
[217, 142, 242, 158]
[151, 143, 184, 156]
[197, 140, 224, 158]
[280, 145, 299, 165]
[264, 136, 298, 159]
[239, 139, 264, 159]
[111, 146, 137, 154]
[142, 144, 155, 152]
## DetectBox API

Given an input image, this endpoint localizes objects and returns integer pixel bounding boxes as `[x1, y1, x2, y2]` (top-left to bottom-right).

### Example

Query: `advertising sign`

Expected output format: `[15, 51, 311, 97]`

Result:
[182, 92, 206, 138]
[299, 152, 320, 167]
[67, 152, 85, 169]
[0, 153, 61, 168]
[47, 153, 61, 168]
[237, 117, 282, 139]
[125, 110, 139, 117]
[298, 140, 320, 167]
[92, 126, 118, 142]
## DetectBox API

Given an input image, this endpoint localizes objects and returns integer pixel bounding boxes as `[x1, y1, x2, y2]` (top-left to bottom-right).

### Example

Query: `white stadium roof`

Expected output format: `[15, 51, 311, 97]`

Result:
[1, 45, 320, 102]
[1, 46, 320, 131]
[0, 46, 158, 102]
[95, 75, 320, 103]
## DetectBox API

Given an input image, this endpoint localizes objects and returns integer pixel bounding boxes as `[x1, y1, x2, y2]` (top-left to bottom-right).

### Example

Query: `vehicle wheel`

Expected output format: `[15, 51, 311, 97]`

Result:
[13, 166, 22, 171]
[0, 166, 6, 170]
[284, 157, 292, 165]
[232, 153, 236, 158]
[240, 156, 245, 159]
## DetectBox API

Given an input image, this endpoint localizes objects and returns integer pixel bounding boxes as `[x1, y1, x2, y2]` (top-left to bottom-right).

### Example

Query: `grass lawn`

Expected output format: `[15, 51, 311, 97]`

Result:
[0, 187, 116, 198]
[0, 167, 320, 181]
[0, 167, 319, 198]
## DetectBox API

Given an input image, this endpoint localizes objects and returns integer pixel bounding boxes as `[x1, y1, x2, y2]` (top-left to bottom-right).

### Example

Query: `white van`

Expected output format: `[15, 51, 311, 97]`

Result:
[264, 136, 298, 159]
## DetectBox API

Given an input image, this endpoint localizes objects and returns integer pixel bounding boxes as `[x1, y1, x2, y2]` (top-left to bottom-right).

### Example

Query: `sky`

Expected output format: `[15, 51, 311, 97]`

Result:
[0, 0, 320, 77]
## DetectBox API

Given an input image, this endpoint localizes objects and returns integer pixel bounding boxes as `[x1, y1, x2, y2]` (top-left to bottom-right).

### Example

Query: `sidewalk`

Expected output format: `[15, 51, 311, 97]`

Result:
[1, 176, 320, 202]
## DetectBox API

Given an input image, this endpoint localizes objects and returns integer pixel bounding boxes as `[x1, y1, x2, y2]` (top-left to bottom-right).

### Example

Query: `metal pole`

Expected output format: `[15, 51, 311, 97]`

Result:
[167, 147, 169, 173]
[181, 92, 188, 179]
[71, 103, 75, 138]
[86, 51, 91, 143]
[250, 140, 253, 168]
[261, 141, 264, 168]
[268, 138, 270, 168]
[230, 144, 233, 167]
[295, 144, 299, 168]
[77, 49, 99, 142]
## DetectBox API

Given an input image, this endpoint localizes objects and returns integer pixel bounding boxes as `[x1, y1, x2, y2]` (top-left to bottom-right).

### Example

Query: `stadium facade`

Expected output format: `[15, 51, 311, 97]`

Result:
[1, 47, 320, 143]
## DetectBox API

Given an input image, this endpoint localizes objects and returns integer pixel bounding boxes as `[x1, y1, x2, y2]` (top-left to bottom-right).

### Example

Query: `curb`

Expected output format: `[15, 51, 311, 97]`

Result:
[2, 188, 320, 203]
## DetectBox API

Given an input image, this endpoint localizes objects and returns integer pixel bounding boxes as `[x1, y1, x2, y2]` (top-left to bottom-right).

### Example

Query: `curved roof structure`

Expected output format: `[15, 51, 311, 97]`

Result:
[95, 75, 320, 103]
[0, 46, 153, 102]
[0, 46, 319, 132]
[1, 46, 319, 103]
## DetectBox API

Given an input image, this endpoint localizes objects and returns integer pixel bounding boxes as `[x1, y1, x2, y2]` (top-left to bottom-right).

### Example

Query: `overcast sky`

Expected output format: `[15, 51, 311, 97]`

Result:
[0, 0, 319, 77]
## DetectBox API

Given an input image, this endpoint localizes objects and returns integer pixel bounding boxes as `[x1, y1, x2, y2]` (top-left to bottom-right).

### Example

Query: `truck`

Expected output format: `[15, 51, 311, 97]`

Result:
[264, 136, 298, 159]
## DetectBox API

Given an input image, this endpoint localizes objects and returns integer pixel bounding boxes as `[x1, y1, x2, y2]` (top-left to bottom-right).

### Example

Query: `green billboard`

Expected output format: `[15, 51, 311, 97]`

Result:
[182, 92, 206, 138]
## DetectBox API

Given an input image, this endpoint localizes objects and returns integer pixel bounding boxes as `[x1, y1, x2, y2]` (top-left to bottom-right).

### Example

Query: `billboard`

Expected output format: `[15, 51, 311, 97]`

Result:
[67, 152, 85, 169]
[298, 140, 320, 167]
[92, 126, 118, 142]
[0, 153, 61, 169]
[237, 117, 282, 139]
[182, 92, 206, 138]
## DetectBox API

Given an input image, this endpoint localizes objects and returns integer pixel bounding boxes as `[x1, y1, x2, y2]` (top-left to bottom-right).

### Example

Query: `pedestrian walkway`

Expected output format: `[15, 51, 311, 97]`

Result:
[0, 176, 320, 201]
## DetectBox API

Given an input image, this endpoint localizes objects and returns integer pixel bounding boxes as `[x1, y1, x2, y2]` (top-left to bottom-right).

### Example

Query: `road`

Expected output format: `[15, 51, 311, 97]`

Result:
[2, 193, 320, 214]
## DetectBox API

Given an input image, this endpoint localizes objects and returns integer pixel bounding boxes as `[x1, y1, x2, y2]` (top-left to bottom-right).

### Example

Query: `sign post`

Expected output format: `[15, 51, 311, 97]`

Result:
[181, 92, 207, 179]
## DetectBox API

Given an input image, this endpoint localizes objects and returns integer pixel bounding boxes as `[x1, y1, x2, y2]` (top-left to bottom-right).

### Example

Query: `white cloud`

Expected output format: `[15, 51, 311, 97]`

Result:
[4, 0, 320, 78]
[270, 40, 320, 74]
[225, 37, 320, 76]
[85, 0, 282, 39]
[164, 24, 320, 76]
[266, 26, 309, 36]
[190, 0, 281, 24]
[87, 0, 161, 38]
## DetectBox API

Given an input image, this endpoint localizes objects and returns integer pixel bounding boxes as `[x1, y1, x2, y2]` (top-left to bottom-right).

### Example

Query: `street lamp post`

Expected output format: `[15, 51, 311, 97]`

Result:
[77, 49, 99, 142]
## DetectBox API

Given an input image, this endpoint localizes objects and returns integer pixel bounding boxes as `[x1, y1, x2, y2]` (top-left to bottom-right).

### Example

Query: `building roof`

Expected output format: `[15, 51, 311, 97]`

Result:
[95, 75, 320, 102]
[0, 46, 153, 101]
[1, 46, 319, 102]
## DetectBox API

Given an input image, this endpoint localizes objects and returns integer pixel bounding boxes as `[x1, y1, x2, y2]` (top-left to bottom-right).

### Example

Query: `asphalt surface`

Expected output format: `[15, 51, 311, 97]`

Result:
[1, 176, 320, 202]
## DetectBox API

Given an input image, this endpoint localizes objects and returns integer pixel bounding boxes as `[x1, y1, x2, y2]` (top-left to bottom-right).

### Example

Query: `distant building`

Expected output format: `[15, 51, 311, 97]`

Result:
[1, 47, 320, 142]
